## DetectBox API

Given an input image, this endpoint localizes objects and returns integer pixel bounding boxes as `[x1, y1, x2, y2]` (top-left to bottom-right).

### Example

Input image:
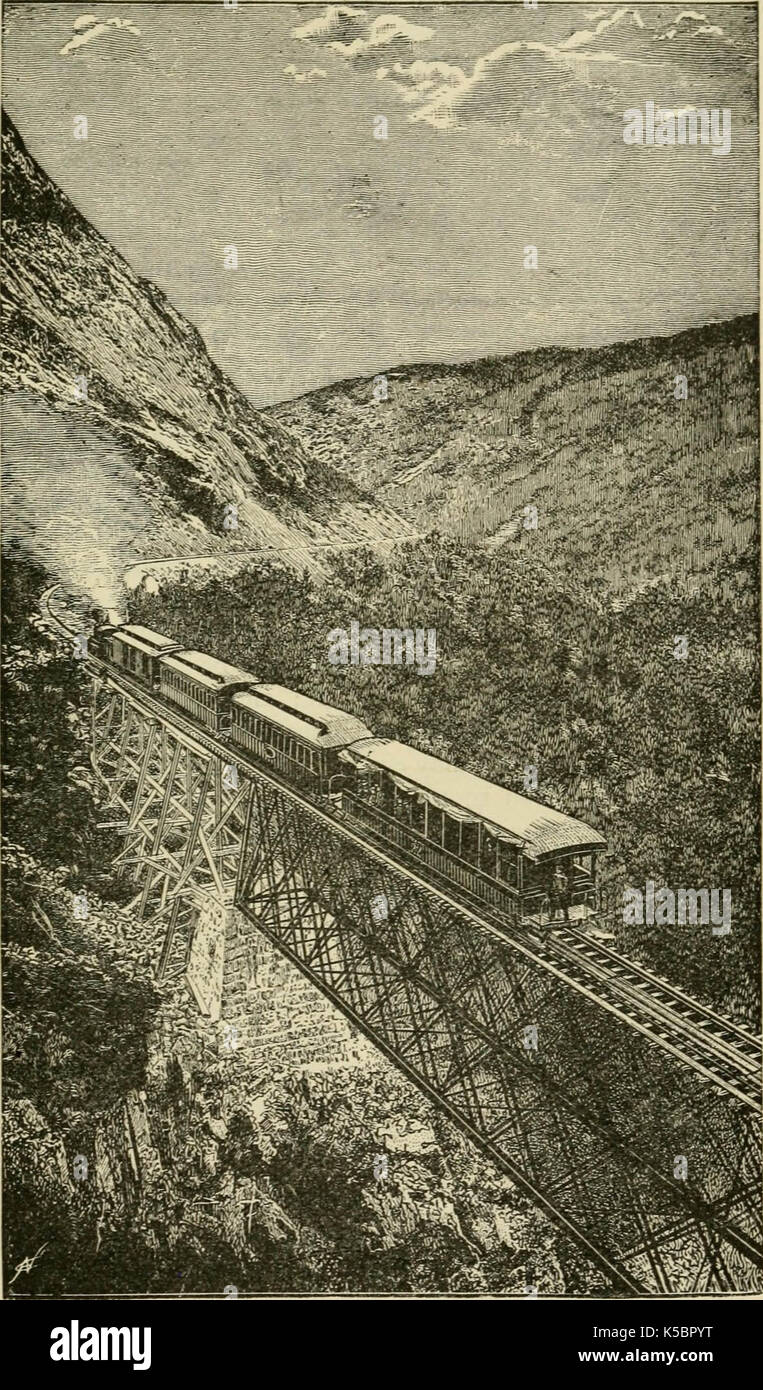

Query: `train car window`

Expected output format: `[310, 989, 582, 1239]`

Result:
[427, 805, 443, 844]
[523, 861, 549, 897]
[461, 822, 479, 864]
[497, 847, 518, 887]
[480, 833, 498, 875]
[380, 776, 394, 812]
[443, 814, 460, 856]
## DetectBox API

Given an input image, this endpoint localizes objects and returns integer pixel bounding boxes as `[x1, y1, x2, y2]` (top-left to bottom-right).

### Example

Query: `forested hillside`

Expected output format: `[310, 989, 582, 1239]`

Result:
[132, 527, 760, 1028]
[268, 315, 758, 592]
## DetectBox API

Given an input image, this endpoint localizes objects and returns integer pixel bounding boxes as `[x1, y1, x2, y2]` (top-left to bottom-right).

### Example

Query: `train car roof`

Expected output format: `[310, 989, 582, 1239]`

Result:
[343, 738, 607, 861]
[234, 685, 372, 749]
[115, 625, 181, 654]
[161, 649, 256, 689]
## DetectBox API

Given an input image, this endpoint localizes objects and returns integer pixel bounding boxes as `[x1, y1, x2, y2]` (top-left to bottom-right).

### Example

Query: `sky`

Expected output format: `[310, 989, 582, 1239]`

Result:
[2, 2, 759, 403]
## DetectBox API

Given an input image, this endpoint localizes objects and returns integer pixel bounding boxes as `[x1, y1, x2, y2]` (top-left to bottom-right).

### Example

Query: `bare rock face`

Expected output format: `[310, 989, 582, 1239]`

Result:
[2, 110, 415, 572]
[1, 110, 313, 521]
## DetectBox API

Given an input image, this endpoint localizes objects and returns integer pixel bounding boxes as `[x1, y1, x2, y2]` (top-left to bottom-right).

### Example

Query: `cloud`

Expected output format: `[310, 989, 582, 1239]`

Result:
[293, 8, 434, 69]
[399, 42, 584, 131]
[384, 5, 746, 135]
[558, 5, 645, 54]
[292, 5, 367, 43]
[59, 14, 141, 57]
[379, 58, 467, 109]
[558, 5, 736, 69]
[283, 64, 327, 83]
[329, 13, 434, 59]
[289, 4, 750, 145]
[656, 11, 724, 40]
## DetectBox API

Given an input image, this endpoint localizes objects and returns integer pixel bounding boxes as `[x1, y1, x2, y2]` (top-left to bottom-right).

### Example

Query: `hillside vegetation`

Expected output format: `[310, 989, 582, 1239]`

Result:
[132, 527, 760, 1028]
[3, 554, 588, 1296]
[133, 312, 759, 1026]
[269, 315, 758, 591]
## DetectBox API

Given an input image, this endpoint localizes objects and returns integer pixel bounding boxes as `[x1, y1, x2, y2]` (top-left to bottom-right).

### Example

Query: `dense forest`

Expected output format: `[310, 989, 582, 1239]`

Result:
[3, 553, 592, 1295]
[131, 530, 760, 1028]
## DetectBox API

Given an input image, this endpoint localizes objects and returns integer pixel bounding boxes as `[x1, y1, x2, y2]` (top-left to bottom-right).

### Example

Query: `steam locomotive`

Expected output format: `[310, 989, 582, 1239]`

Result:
[91, 622, 606, 928]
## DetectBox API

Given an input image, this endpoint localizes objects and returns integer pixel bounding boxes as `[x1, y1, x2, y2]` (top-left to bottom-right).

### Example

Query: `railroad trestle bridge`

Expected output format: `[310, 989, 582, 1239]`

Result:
[90, 665, 762, 1296]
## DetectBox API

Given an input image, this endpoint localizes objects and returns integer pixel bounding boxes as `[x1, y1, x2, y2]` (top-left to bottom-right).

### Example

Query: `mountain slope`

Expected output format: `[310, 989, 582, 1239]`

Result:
[1, 110, 414, 583]
[267, 314, 759, 590]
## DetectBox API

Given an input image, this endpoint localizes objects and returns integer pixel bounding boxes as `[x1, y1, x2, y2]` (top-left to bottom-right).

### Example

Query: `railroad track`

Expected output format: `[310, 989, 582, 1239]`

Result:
[39, 582, 86, 641]
[537, 927, 761, 1110]
[39, 584, 762, 1112]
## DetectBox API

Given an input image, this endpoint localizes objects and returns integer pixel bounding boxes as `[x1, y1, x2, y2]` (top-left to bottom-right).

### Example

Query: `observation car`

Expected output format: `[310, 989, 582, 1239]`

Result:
[158, 649, 256, 733]
[231, 684, 372, 794]
[338, 738, 606, 927]
[90, 624, 184, 689]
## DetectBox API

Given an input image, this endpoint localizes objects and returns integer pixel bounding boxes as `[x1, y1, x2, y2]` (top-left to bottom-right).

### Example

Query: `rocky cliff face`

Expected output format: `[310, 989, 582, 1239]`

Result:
[2, 110, 412, 573]
[1, 112, 317, 516]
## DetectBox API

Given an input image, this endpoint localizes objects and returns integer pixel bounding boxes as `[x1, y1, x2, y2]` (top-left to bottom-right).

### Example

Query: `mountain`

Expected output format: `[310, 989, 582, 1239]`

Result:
[2, 107, 757, 603]
[1, 110, 413, 593]
[266, 314, 759, 591]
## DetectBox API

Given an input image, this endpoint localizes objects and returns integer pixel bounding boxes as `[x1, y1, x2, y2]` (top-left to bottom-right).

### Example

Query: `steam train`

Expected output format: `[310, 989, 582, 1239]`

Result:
[91, 622, 606, 929]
